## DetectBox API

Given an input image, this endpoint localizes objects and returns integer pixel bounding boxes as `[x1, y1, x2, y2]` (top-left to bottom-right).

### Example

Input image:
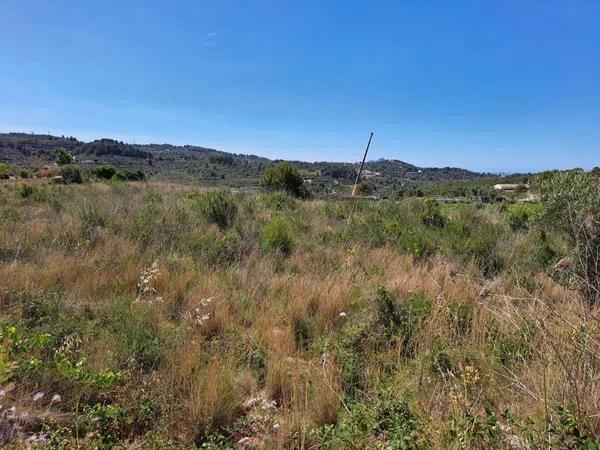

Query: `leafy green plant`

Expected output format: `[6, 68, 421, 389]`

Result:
[193, 190, 238, 230]
[420, 198, 446, 228]
[17, 183, 36, 198]
[354, 181, 375, 196]
[261, 191, 298, 210]
[55, 147, 74, 165]
[444, 409, 502, 449]
[261, 162, 307, 198]
[313, 389, 428, 449]
[0, 162, 11, 179]
[59, 164, 83, 183]
[539, 170, 600, 305]
[261, 217, 294, 254]
[105, 300, 170, 372]
[80, 200, 105, 242]
[507, 204, 540, 232]
[92, 165, 128, 181]
[83, 403, 132, 446]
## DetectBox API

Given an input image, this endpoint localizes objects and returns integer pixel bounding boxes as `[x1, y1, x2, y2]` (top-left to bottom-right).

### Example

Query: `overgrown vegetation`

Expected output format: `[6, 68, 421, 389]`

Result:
[0, 171, 598, 448]
[261, 162, 307, 198]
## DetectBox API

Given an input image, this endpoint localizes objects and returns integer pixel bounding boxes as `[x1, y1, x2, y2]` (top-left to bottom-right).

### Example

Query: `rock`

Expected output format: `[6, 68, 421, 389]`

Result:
[52, 176, 65, 184]
[554, 256, 572, 271]
[479, 279, 501, 298]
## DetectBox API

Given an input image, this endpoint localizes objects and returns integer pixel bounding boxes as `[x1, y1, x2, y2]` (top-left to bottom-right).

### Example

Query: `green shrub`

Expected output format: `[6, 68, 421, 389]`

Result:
[261, 191, 297, 210]
[492, 326, 533, 367]
[15, 287, 63, 326]
[83, 403, 132, 446]
[354, 181, 374, 196]
[507, 204, 540, 232]
[261, 218, 294, 254]
[92, 165, 121, 180]
[193, 190, 237, 230]
[373, 286, 403, 336]
[124, 169, 146, 181]
[55, 147, 74, 165]
[420, 198, 445, 228]
[129, 193, 163, 246]
[372, 287, 433, 356]
[445, 217, 505, 278]
[80, 201, 105, 241]
[17, 184, 36, 198]
[105, 300, 169, 372]
[0, 162, 10, 179]
[539, 170, 600, 305]
[60, 164, 83, 183]
[314, 388, 427, 449]
[260, 162, 306, 198]
[444, 409, 502, 449]
[191, 229, 248, 266]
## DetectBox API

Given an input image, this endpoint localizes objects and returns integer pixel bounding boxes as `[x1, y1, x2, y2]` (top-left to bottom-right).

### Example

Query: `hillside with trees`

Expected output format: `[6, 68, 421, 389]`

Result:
[0, 133, 493, 194]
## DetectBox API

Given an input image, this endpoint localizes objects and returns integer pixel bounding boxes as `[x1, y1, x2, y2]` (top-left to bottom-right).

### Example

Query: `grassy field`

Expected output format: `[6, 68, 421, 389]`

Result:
[0, 178, 599, 449]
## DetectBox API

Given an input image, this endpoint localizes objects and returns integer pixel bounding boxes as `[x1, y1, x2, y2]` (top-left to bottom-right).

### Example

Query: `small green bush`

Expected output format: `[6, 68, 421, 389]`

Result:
[194, 190, 237, 230]
[539, 170, 600, 304]
[261, 162, 306, 198]
[124, 169, 146, 181]
[354, 181, 375, 196]
[129, 193, 163, 246]
[55, 147, 74, 165]
[420, 199, 445, 228]
[0, 162, 11, 179]
[93, 165, 122, 180]
[261, 191, 297, 210]
[17, 184, 36, 198]
[507, 204, 540, 232]
[261, 218, 294, 254]
[60, 164, 83, 183]
[80, 201, 105, 241]
[105, 300, 169, 372]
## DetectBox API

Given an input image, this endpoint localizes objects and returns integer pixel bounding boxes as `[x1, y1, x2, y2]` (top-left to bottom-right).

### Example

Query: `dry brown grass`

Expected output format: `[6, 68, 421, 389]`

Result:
[0, 181, 598, 448]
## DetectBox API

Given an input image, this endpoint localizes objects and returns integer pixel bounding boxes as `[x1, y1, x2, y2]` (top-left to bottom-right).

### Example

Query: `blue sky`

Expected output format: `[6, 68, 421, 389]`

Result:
[1, 0, 599, 172]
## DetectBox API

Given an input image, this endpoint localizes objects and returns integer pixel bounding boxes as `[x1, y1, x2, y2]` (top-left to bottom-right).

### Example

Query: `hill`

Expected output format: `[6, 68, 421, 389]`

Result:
[0, 132, 490, 191]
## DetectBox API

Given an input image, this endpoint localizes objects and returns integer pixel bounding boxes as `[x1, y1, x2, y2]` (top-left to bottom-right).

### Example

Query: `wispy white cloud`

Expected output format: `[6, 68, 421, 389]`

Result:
[203, 31, 219, 47]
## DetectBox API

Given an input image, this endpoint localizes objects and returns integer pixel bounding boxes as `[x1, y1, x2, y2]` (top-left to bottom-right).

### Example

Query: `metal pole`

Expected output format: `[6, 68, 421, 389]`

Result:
[352, 132, 374, 196]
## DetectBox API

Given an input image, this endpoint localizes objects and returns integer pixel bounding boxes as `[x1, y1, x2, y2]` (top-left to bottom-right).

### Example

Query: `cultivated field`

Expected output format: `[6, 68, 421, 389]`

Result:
[0, 173, 599, 449]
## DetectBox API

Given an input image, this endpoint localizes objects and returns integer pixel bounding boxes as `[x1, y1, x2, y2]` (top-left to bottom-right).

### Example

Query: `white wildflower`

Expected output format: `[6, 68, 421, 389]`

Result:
[6, 406, 16, 418]
[238, 437, 252, 445]
[200, 297, 214, 307]
[135, 260, 162, 303]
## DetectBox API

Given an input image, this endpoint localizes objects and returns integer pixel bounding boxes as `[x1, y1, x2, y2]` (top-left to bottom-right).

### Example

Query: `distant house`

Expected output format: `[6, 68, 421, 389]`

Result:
[362, 169, 381, 179]
[493, 183, 529, 191]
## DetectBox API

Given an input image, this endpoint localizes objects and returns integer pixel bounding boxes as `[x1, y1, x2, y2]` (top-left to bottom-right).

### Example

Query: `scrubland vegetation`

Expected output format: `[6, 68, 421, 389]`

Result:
[0, 169, 599, 449]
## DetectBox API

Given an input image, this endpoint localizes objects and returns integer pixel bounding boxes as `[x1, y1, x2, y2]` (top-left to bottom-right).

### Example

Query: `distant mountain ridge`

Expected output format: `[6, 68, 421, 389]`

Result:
[0, 132, 490, 185]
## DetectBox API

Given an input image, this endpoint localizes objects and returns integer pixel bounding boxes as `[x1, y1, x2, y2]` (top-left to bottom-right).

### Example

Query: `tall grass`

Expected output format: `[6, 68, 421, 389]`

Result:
[0, 180, 597, 448]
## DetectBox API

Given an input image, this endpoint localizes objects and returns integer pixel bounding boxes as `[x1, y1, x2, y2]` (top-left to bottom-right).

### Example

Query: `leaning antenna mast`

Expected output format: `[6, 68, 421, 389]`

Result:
[351, 132, 374, 197]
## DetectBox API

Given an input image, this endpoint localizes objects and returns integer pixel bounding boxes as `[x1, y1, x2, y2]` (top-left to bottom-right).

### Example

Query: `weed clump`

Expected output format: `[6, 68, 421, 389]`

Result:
[420, 198, 445, 228]
[16, 184, 36, 198]
[59, 164, 83, 183]
[261, 162, 307, 198]
[507, 203, 540, 231]
[261, 217, 294, 254]
[193, 190, 237, 230]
